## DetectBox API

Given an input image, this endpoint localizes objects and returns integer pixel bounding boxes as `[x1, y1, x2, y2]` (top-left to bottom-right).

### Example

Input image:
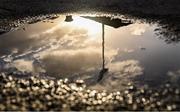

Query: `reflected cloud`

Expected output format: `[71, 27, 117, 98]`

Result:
[123, 48, 134, 53]
[108, 60, 143, 77]
[0, 34, 40, 56]
[71, 16, 101, 36]
[130, 23, 149, 36]
[12, 59, 34, 72]
[2, 15, 180, 91]
[39, 47, 118, 78]
[91, 60, 143, 91]
[30, 16, 101, 41]
[0, 16, 95, 58]
[167, 69, 180, 85]
[9, 59, 45, 74]
[29, 25, 69, 40]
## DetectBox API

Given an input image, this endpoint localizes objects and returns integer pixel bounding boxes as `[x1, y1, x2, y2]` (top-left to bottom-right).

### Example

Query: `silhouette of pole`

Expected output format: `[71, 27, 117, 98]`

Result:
[102, 23, 105, 70]
[97, 23, 108, 82]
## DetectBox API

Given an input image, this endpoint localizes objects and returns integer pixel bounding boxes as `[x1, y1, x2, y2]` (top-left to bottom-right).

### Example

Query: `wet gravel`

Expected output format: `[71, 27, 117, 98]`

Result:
[0, 73, 180, 111]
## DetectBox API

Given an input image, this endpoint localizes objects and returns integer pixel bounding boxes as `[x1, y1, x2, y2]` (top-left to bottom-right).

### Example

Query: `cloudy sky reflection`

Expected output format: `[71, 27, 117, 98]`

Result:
[1, 15, 180, 90]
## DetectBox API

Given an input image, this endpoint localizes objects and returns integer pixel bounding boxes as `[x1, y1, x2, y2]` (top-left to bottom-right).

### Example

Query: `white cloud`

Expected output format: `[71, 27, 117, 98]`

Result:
[167, 69, 180, 85]
[12, 59, 34, 72]
[91, 60, 143, 91]
[39, 47, 118, 78]
[130, 23, 149, 36]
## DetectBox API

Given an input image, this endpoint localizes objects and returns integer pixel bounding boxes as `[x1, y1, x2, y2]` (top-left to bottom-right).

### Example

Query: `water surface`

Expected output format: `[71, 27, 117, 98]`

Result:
[0, 15, 180, 91]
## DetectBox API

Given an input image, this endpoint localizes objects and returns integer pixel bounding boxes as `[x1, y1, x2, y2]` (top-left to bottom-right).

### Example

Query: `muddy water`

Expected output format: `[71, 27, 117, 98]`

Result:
[0, 15, 180, 91]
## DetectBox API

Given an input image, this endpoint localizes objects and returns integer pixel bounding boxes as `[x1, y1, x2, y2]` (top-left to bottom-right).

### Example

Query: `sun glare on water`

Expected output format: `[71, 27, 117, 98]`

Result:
[71, 16, 102, 37]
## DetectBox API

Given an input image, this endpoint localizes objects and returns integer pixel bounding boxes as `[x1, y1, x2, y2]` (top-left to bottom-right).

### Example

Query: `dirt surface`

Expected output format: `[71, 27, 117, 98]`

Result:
[1, 0, 180, 17]
[1, 0, 180, 33]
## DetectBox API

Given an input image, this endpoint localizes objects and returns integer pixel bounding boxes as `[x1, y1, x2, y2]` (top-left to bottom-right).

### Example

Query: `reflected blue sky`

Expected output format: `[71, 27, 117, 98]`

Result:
[0, 15, 180, 91]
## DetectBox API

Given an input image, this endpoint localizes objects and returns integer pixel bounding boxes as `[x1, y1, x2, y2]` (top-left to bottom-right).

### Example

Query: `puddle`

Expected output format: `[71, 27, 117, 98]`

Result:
[0, 14, 180, 91]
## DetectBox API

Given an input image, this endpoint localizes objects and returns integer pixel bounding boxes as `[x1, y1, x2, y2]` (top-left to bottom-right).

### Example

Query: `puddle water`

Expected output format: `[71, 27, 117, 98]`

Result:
[0, 15, 180, 91]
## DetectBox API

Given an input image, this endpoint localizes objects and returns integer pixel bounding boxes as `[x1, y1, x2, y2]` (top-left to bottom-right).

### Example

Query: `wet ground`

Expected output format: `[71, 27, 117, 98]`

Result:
[1, 0, 180, 18]
[0, 13, 180, 110]
[0, 73, 180, 111]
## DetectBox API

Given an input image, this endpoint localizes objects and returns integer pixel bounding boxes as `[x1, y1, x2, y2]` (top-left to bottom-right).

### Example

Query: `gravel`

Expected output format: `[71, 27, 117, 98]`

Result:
[0, 73, 180, 111]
